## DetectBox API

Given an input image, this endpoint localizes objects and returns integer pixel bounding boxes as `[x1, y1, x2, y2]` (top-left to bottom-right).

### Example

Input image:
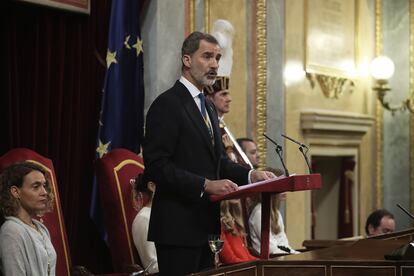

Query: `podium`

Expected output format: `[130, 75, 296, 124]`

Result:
[210, 174, 322, 259]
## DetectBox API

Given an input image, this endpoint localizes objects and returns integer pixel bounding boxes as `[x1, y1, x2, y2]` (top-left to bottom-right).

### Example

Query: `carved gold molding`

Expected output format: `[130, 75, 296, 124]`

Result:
[189, 0, 195, 33]
[374, 0, 383, 209]
[306, 73, 355, 99]
[204, 0, 210, 33]
[256, 0, 267, 169]
[410, 0, 414, 219]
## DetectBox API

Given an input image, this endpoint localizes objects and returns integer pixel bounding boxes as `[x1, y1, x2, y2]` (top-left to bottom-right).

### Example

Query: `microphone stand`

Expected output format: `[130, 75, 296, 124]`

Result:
[281, 134, 313, 174]
[396, 203, 414, 220]
[263, 133, 289, 177]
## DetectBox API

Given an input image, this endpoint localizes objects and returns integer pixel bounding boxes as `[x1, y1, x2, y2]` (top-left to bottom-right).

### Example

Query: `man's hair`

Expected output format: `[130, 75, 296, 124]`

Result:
[365, 209, 394, 235]
[236, 137, 255, 152]
[181, 31, 219, 58]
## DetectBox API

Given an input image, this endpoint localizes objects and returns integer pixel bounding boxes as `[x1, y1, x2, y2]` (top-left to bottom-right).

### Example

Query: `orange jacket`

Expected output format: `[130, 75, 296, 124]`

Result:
[219, 225, 258, 264]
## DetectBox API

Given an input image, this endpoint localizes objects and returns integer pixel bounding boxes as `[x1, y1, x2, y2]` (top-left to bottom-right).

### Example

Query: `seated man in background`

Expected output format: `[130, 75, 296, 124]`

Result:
[237, 138, 259, 169]
[131, 172, 158, 273]
[365, 209, 396, 236]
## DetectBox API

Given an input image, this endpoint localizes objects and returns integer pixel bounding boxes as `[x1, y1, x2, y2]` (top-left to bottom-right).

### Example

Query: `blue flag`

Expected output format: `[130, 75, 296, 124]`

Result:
[90, 0, 144, 238]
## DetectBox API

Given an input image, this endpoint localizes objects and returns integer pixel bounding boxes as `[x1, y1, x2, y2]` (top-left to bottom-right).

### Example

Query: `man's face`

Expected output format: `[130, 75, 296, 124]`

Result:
[242, 141, 259, 169]
[182, 40, 221, 90]
[208, 90, 232, 117]
[368, 216, 396, 236]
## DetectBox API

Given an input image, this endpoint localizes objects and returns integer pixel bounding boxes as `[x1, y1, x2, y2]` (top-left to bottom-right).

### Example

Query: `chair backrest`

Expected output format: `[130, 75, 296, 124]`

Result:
[0, 148, 71, 276]
[95, 149, 144, 272]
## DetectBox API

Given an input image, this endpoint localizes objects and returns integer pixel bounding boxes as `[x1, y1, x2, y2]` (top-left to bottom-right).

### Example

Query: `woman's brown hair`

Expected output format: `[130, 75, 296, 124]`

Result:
[0, 161, 54, 216]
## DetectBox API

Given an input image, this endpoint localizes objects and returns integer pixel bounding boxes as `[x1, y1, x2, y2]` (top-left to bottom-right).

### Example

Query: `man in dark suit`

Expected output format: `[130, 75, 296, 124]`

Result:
[143, 31, 274, 275]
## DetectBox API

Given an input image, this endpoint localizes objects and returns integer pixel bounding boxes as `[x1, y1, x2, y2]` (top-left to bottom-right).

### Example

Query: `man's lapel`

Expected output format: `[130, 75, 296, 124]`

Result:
[176, 82, 216, 158]
[206, 100, 223, 158]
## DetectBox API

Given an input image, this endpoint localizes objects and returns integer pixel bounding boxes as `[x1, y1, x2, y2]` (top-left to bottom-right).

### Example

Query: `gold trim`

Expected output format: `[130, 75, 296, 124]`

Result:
[204, 0, 210, 33]
[114, 159, 145, 264]
[256, 0, 267, 169]
[189, 0, 195, 33]
[261, 264, 326, 276]
[375, 0, 383, 209]
[29, 160, 71, 276]
[226, 265, 257, 275]
[410, 0, 414, 219]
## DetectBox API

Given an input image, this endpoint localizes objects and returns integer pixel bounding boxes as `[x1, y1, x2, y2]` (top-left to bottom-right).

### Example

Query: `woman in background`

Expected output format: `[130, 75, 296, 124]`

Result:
[248, 167, 297, 255]
[0, 161, 57, 276]
[131, 172, 158, 273]
[219, 199, 258, 264]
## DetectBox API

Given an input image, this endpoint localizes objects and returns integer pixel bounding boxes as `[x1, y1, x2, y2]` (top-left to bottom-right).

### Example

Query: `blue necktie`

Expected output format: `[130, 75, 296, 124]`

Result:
[198, 93, 214, 141]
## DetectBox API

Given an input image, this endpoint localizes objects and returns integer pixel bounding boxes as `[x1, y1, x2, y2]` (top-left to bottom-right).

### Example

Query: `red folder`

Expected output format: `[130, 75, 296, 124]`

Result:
[210, 174, 322, 258]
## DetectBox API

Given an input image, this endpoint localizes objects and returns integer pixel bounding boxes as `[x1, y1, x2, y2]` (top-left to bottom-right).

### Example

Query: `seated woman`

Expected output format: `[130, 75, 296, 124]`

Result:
[0, 161, 57, 275]
[219, 199, 258, 264]
[248, 193, 297, 255]
[131, 172, 158, 273]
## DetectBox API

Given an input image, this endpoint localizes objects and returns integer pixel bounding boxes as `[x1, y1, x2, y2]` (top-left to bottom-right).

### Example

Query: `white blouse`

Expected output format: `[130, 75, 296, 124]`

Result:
[132, 206, 159, 273]
[248, 203, 298, 255]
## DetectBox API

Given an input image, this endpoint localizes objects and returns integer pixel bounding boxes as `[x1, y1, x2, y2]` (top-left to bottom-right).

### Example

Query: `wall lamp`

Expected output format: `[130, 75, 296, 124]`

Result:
[370, 56, 414, 114]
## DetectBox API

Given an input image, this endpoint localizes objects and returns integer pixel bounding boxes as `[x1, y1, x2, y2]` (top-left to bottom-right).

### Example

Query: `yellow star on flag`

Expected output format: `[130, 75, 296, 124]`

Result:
[106, 50, 117, 68]
[133, 37, 143, 56]
[124, 35, 131, 49]
[96, 139, 111, 158]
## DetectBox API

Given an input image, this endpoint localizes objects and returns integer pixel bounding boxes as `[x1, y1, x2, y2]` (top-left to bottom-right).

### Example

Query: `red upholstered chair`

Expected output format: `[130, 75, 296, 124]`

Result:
[0, 148, 72, 276]
[95, 148, 145, 273]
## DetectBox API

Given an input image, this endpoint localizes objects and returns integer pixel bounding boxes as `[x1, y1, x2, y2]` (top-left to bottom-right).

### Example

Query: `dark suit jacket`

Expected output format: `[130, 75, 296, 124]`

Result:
[143, 80, 250, 247]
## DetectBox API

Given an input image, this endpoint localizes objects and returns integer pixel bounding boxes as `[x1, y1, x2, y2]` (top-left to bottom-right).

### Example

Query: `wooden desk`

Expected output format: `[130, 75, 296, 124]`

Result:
[192, 239, 414, 276]
[303, 228, 414, 250]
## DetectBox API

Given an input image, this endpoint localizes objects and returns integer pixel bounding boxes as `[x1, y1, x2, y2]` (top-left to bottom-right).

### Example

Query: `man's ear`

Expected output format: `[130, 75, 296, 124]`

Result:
[10, 186, 20, 199]
[182, 54, 191, 68]
[368, 224, 375, 235]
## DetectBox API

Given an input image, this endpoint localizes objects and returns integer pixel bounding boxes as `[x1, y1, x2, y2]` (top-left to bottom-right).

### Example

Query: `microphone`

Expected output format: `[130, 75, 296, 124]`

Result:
[263, 133, 289, 176]
[130, 259, 156, 275]
[396, 203, 414, 220]
[281, 134, 312, 174]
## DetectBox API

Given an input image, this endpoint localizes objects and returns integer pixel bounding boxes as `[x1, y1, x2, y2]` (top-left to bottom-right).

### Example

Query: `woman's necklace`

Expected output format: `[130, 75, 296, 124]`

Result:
[21, 218, 51, 276]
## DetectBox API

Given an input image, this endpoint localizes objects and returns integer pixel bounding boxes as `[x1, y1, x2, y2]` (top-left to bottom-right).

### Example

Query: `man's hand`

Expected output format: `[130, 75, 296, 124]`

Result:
[204, 179, 239, 195]
[250, 170, 276, 183]
[222, 134, 233, 149]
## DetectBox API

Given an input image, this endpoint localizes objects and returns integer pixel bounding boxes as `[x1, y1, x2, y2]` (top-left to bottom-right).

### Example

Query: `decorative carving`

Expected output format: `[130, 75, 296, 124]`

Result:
[374, 0, 383, 210]
[306, 73, 355, 99]
[410, 0, 414, 218]
[256, 0, 267, 169]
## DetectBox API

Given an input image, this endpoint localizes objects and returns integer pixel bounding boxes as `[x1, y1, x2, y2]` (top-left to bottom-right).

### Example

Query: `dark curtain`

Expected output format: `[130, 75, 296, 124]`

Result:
[0, 0, 113, 272]
[337, 157, 355, 238]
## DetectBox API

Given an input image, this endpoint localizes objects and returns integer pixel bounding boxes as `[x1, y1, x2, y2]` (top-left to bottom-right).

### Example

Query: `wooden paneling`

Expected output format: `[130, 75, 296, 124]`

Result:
[330, 266, 395, 276]
[262, 265, 326, 276]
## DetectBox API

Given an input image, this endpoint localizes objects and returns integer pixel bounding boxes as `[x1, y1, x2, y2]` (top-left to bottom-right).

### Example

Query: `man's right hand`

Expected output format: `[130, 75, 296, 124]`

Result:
[204, 179, 238, 195]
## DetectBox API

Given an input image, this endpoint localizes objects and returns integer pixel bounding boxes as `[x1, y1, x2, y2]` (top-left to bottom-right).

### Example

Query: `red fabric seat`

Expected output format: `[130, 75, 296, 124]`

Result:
[0, 148, 71, 276]
[95, 148, 145, 272]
